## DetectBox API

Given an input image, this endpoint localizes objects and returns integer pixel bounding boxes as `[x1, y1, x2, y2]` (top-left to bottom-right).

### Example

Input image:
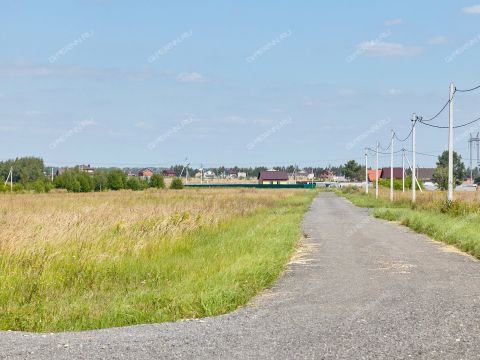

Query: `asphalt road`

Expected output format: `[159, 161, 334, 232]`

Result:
[2, 192, 480, 359]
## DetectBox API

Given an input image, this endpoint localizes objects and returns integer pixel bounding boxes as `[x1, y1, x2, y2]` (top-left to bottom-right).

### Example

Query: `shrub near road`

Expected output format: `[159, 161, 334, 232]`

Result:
[0, 188, 316, 332]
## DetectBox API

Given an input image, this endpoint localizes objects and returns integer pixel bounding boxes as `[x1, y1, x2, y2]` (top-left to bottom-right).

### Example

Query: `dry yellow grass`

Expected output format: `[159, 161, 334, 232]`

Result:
[0, 188, 299, 253]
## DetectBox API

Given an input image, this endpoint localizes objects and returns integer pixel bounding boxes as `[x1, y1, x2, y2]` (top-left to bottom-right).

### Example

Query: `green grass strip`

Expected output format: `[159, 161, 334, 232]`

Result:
[0, 192, 316, 332]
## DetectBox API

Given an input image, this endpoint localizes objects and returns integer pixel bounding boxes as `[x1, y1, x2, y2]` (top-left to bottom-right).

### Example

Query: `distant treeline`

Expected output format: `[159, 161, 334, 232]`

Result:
[54, 168, 166, 192]
[0, 156, 349, 193]
[0, 157, 53, 193]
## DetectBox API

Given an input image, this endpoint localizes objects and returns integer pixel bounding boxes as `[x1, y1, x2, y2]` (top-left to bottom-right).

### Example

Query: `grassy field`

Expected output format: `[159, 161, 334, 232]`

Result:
[0, 188, 316, 332]
[337, 187, 480, 259]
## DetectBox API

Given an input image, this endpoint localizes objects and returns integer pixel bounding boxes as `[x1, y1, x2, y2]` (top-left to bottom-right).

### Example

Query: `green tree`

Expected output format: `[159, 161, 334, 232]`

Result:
[433, 166, 449, 190]
[93, 171, 108, 191]
[170, 178, 184, 189]
[126, 177, 141, 191]
[107, 169, 127, 190]
[150, 174, 165, 188]
[77, 172, 94, 192]
[343, 160, 363, 181]
[0, 157, 45, 184]
[436, 150, 466, 185]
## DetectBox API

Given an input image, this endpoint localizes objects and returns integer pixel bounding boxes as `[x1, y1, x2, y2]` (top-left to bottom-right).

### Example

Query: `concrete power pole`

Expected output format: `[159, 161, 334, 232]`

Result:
[375, 141, 379, 199]
[390, 130, 394, 202]
[448, 82, 455, 202]
[402, 148, 405, 193]
[365, 148, 368, 194]
[412, 113, 417, 203]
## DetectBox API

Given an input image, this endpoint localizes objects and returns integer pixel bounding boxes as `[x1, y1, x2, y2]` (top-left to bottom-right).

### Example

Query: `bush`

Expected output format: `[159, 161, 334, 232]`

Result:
[170, 178, 184, 189]
[13, 184, 24, 193]
[107, 169, 127, 190]
[54, 168, 93, 192]
[377, 176, 423, 190]
[93, 172, 108, 191]
[150, 174, 165, 189]
[28, 180, 47, 193]
[126, 177, 142, 191]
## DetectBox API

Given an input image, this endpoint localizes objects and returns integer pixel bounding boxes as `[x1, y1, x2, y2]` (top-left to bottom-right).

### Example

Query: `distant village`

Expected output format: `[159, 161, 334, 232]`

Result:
[55, 164, 438, 186]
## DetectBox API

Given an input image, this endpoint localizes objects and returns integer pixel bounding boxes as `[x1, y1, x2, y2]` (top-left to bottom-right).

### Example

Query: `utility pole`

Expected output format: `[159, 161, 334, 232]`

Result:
[4, 167, 14, 191]
[375, 141, 379, 199]
[448, 82, 455, 201]
[402, 148, 405, 193]
[404, 155, 423, 193]
[412, 113, 417, 203]
[390, 130, 394, 202]
[51, 167, 54, 182]
[365, 148, 368, 194]
[201, 164, 203, 184]
[470, 133, 473, 182]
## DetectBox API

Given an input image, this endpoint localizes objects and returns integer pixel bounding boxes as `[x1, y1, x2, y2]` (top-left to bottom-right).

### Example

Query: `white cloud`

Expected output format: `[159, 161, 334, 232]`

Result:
[385, 88, 403, 96]
[357, 41, 422, 56]
[384, 18, 403, 26]
[176, 72, 207, 83]
[428, 36, 448, 45]
[337, 89, 357, 96]
[134, 121, 147, 129]
[462, 5, 480, 14]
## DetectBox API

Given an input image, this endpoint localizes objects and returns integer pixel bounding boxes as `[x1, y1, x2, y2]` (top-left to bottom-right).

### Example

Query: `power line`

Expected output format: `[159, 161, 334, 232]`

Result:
[404, 150, 438, 158]
[456, 84, 480, 93]
[393, 125, 414, 142]
[418, 115, 480, 129]
[366, 147, 402, 155]
[421, 92, 456, 122]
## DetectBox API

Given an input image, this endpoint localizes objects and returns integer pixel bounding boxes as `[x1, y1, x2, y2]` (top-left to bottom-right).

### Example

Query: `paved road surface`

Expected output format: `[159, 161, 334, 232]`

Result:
[2, 193, 480, 359]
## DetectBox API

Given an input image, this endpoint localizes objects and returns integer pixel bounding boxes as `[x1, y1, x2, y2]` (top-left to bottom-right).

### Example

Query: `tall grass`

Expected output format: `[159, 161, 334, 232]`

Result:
[0, 189, 316, 332]
[336, 187, 480, 259]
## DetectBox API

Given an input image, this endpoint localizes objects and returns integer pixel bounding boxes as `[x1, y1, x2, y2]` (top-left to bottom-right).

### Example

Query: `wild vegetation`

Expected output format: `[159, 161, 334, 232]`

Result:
[54, 168, 169, 192]
[0, 188, 316, 332]
[337, 187, 480, 259]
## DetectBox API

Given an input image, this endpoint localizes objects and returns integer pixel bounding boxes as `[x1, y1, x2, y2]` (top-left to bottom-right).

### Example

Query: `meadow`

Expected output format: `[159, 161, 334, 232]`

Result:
[338, 187, 480, 259]
[0, 188, 316, 332]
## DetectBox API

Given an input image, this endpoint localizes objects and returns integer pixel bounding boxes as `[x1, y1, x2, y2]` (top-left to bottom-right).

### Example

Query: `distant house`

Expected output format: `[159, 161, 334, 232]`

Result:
[333, 175, 346, 182]
[237, 172, 247, 179]
[162, 169, 177, 177]
[320, 170, 335, 181]
[380, 167, 403, 180]
[258, 170, 289, 185]
[203, 170, 215, 179]
[138, 168, 154, 180]
[416, 168, 435, 182]
[79, 164, 95, 175]
[368, 169, 382, 182]
[226, 169, 238, 178]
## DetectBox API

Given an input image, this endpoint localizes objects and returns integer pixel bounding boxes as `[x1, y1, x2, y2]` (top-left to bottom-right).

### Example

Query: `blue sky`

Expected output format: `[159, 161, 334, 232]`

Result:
[1, 0, 480, 169]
